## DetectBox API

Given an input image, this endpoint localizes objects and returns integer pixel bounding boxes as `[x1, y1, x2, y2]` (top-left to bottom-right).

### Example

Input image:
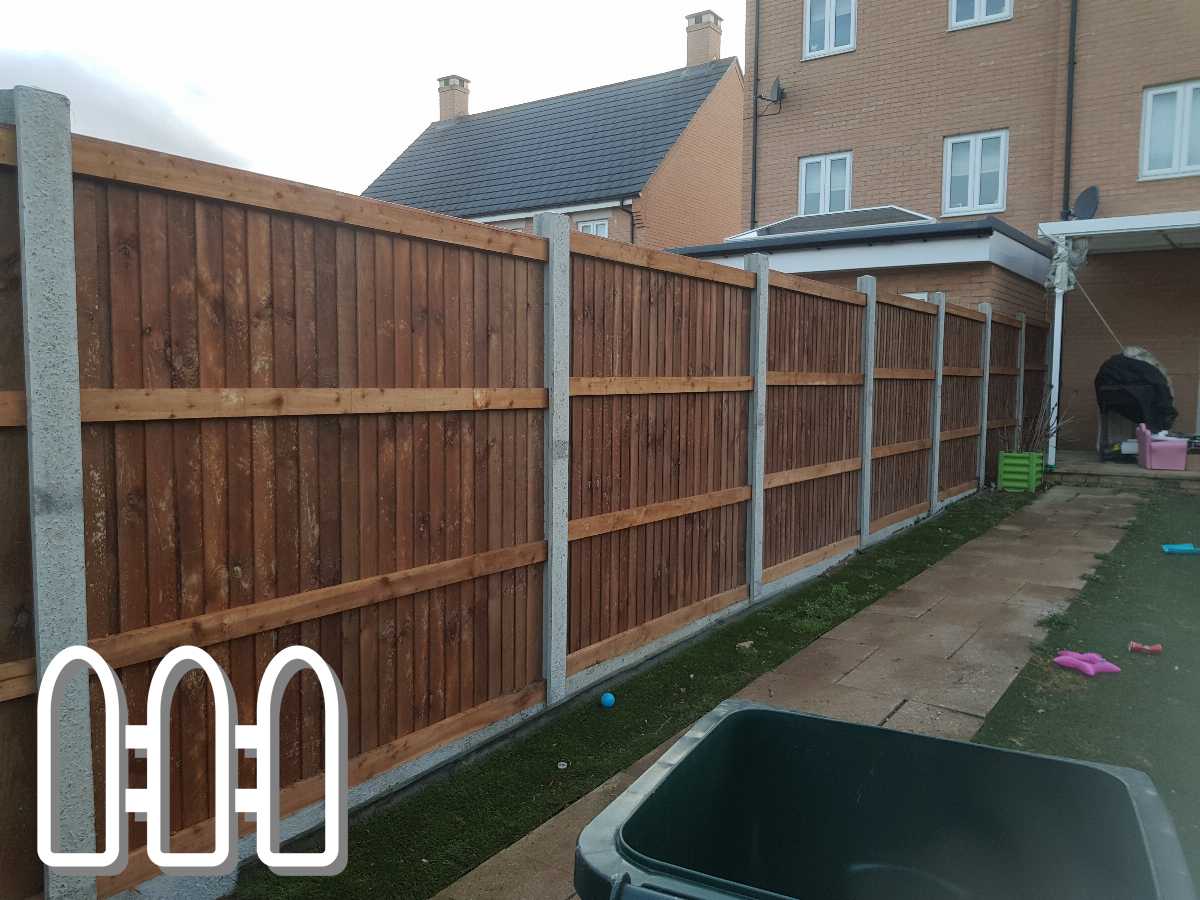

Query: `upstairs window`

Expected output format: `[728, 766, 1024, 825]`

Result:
[1141, 80, 1200, 179]
[799, 152, 852, 215]
[577, 219, 609, 237]
[804, 0, 855, 59]
[942, 130, 1008, 215]
[950, 0, 1012, 29]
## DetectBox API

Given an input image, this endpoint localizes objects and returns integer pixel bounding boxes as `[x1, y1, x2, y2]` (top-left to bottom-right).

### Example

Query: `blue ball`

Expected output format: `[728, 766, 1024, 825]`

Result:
[600, 692, 616, 709]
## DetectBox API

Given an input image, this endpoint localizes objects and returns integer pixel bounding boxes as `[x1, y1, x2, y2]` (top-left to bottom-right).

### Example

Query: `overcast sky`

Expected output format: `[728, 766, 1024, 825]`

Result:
[1, 1, 746, 195]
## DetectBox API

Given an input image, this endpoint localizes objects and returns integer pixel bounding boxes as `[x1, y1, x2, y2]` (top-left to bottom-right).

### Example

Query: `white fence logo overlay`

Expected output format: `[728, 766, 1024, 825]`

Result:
[37, 645, 348, 877]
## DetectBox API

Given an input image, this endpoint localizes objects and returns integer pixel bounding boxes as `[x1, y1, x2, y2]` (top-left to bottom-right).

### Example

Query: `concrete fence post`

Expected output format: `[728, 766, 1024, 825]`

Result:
[745, 254, 769, 602]
[928, 291, 947, 511]
[5, 86, 97, 899]
[1014, 312, 1027, 451]
[856, 275, 877, 545]
[534, 213, 570, 706]
[976, 302, 993, 486]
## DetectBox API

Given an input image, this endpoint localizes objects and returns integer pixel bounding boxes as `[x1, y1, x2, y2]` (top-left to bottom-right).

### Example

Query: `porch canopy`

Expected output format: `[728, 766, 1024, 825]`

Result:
[1038, 210, 1200, 466]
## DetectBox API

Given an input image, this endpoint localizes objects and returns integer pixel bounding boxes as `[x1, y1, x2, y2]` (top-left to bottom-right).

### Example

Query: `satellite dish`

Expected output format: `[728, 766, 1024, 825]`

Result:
[760, 76, 785, 105]
[1071, 186, 1100, 220]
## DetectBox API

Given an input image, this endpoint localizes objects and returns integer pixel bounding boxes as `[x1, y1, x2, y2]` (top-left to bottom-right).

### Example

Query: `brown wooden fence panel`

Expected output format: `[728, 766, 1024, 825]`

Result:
[0, 166, 39, 900]
[987, 320, 1022, 477]
[0, 124, 1044, 897]
[870, 297, 936, 530]
[763, 279, 863, 577]
[62, 168, 548, 889]
[1023, 322, 1049, 446]
[939, 308, 984, 499]
[566, 249, 751, 659]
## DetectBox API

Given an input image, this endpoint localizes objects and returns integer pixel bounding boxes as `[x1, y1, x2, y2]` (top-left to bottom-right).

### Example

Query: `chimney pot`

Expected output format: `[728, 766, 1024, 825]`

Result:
[437, 74, 470, 121]
[685, 10, 722, 66]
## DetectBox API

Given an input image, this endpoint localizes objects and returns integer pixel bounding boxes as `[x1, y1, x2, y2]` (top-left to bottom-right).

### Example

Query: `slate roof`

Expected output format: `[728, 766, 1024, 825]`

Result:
[362, 58, 737, 219]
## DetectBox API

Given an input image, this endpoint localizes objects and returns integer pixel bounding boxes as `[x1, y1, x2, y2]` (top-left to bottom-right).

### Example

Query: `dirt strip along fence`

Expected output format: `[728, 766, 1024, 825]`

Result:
[0, 121, 1050, 899]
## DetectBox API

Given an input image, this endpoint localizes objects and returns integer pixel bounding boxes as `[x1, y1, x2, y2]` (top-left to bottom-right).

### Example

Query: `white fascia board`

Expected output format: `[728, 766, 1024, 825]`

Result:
[473, 199, 627, 223]
[1039, 210, 1200, 241]
[700, 235, 990, 274]
[697, 232, 1048, 283]
[989, 231, 1052, 283]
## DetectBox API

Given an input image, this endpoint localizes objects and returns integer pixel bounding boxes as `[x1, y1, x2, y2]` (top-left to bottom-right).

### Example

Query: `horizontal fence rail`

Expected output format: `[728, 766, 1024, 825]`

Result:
[0, 101, 1050, 900]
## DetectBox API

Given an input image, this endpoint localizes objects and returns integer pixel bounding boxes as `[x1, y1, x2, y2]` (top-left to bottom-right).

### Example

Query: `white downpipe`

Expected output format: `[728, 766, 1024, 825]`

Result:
[1048, 286, 1065, 468]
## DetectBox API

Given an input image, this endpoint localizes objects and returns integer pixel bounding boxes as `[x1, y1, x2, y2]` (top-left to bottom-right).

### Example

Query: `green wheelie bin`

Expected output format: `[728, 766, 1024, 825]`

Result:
[575, 700, 1195, 900]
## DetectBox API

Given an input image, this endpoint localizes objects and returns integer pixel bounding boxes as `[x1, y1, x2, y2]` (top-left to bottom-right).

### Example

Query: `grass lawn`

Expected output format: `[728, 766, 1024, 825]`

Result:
[237, 490, 1031, 900]
[975, 484, 1200, 884]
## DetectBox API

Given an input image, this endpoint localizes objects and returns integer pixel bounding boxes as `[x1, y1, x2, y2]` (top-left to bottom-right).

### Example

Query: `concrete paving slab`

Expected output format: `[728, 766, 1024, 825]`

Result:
[868, 587, 945, 618]
[839, 652, 1020, 716]
[883, 699, 983, 741]
[980, 600, 1062, 638]
[824, 611, 976, 658]
[901, 571, 1026, 601]
[737, 674, 900, 725]
[949, 628, 1039, 669]
[773, 637, 878, 681]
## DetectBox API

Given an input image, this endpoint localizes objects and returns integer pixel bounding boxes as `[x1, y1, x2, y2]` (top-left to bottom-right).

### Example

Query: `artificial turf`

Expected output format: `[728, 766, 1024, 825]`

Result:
[236, 489, 1032, 899]
[975, 484, 1200, 885]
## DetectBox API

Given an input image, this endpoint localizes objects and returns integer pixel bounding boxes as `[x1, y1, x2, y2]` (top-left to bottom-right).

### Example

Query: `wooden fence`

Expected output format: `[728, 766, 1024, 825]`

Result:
[0, 116, 1049, 899]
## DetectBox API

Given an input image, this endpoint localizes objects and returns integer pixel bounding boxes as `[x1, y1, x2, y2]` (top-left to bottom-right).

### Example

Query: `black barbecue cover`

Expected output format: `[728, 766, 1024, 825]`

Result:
[1094, 353, 1177, 432]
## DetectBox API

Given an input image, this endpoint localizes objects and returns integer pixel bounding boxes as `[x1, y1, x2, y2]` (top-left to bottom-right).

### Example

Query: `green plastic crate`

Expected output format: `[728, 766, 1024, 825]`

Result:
[998, 450, 1044, 492]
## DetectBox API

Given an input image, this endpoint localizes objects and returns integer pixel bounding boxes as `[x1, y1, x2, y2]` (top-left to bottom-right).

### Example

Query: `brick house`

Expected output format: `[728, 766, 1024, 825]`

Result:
[678, 0, 1200, 458]
[363, 11, 744, 251]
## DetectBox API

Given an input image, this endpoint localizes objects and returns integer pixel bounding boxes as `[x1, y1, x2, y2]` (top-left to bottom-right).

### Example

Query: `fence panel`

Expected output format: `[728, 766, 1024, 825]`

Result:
[939, 306, 985, 499]
[870, 295, 936, 531]
[762, 274, 864, 579]
[565, 241, 752, 671]
[987, 316, 1022, 477]
[54, 151, 549, 894]
[1023, 321, 1050, 446]
[1, 117, 1042, 898]
[0, 165, 40, 900]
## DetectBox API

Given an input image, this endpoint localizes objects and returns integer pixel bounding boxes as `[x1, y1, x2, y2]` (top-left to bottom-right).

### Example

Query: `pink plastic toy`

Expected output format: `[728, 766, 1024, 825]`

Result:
[1135, 423, 1188, 471]
[1129, 641, 1163, 655]
[1053, 650, 1121, 677]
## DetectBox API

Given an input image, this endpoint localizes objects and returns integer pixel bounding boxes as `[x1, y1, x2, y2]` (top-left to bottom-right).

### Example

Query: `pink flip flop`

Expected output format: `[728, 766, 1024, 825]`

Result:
[1053, 650, 1121, 677]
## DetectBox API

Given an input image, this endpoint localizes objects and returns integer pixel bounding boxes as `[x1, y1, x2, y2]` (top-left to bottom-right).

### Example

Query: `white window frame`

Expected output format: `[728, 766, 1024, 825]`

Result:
[802, 0, 856, 60]
[949, 0, 1013, 31]
[941, 129, 1008, 217]
[1140, 80, 1200, 181]
[798, 151, 853, 216]
[577, 219, 609, 237]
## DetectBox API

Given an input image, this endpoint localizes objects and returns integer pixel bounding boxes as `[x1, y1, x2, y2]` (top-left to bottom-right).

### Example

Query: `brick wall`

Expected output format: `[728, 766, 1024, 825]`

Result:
[636, 64, 745, 249]
[1052, 0, 1200, 219]
[818, 262, 1050, 320]
[491, 206, 634, 242]
[1058, 250, 1200, 449]
[742, 0, 1200, 235]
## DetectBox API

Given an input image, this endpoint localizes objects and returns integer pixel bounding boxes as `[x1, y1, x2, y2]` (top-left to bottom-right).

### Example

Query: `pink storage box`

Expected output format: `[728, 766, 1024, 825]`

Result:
[1136, 423, 1188, 471]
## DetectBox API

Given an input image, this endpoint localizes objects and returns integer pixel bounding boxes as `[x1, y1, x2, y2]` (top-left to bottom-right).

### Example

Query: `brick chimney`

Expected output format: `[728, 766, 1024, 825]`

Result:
[437, 75, 470, 121]
[686, 10, 722, 66]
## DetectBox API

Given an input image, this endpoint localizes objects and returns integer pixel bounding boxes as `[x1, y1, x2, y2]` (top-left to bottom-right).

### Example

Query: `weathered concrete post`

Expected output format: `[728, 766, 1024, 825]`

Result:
[1014, 312, 1027, 451]
[534, 213, 570, 706]
[745, 254, 769, 602]
[856, 275, 877, 545]
[928, 291, 947, 511]
[977, 302, 993, 485]
[5, 86, 96, 899]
